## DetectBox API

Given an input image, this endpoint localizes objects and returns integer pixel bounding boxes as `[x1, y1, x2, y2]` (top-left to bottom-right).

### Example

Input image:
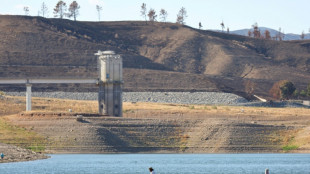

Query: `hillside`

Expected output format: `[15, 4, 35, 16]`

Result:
[0, 15, 310, 98]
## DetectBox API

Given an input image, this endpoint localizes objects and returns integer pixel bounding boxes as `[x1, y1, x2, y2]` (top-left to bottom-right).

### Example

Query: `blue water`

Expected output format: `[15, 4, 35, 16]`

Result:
[1, 154, 310, 174]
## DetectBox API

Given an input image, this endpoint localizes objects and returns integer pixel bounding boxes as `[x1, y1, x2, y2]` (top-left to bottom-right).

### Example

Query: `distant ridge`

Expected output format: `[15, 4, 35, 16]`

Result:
[230, 27, 310, 40]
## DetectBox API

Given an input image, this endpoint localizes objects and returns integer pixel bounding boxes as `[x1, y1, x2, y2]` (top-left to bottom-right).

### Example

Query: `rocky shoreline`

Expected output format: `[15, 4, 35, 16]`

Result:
[0, 143, 49, 163]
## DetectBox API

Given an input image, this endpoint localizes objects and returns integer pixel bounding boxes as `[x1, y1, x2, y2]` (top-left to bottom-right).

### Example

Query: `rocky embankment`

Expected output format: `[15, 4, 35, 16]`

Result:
[6, 91, 309, 108]
[6, 92, 248, 105]
[0, 143, 48, 163]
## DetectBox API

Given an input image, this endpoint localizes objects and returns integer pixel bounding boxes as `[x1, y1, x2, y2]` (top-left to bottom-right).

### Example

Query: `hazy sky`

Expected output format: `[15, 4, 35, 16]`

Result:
[0, 0, 309, 34]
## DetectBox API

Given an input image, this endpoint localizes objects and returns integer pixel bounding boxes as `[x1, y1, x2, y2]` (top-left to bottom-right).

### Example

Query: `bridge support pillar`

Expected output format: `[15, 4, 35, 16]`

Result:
[26, 84, 32, 111]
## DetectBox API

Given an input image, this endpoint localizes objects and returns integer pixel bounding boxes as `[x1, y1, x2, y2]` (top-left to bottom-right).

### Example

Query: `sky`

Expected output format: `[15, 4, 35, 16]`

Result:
[0, 0, 309, 34]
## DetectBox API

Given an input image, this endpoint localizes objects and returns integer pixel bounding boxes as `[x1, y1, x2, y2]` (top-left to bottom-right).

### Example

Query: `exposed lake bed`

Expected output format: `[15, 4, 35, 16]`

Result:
[1, 96, 310, 155]
[0, 142, 48, 163]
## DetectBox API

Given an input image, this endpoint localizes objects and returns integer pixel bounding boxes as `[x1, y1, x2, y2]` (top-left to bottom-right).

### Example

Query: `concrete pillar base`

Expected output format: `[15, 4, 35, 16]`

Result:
[26, 84, 32, 111]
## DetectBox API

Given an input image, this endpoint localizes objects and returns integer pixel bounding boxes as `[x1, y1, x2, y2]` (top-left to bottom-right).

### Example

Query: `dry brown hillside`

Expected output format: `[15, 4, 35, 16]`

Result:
[0, 15, 310, 98]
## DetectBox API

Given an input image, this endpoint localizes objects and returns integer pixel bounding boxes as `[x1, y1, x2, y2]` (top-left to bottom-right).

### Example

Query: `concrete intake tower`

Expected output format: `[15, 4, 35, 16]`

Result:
[96, 51, 123, 117]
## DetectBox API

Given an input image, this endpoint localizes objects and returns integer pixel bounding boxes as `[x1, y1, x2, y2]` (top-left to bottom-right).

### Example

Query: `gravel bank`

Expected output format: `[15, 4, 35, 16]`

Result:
[122, 92, 248, 105]
[0, 143, 48, 163]
[5, 92, 310, 108]
[5, 92, 248, 105]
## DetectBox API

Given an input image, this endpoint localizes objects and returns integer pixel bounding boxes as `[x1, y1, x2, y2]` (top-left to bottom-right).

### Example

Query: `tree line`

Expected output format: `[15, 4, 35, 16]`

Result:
[140, 3, 309, 41]
[247, 23, 285, 41]
[24, 1, 103, 22]
[20, 1, 309, 39]
[247, 23, 309, 41]
[140, 3, 186, 25]
[245, 80, 310, 100]
[140, 2, 223, 30]
[269, 80, 310, 100]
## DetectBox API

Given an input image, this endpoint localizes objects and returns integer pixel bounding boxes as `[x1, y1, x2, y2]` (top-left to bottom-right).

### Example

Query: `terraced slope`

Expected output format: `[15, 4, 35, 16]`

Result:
[5, 109, 309, 153]
[185, 121, 285, 153]
[2, 97, 310, 154]
[7, 114, 184, 153]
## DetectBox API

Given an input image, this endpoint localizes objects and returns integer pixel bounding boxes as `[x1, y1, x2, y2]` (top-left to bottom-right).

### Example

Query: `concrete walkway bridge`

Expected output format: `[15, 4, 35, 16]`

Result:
[0, 50, 123, 117]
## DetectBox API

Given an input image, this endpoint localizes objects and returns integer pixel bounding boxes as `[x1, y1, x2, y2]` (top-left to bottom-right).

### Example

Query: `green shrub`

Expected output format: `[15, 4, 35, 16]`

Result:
[189, 106, 195, 109]
[307, 83, 310, 96]
[269, 80, 296, 99]
[282, 145, 298, 151]
[293, 90, 299, 97]
[300, 90, 307, 97]
[279, 81, 296, 99]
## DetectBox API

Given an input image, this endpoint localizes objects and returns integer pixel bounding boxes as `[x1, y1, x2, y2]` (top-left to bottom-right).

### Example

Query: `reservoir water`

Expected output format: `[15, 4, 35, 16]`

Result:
[1, 154, 310, 174]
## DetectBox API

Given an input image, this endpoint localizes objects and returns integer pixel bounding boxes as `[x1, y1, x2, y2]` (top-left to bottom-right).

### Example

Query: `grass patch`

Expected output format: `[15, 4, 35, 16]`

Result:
[180, 145, 187, 152]
[203, 105, 210, 110]
[0, 118, 46, 152]
[179, 133, 189, 152]
[282, 145, 299, 151]
[224, 107, 231, 111]
[211, 105, 217, 109]
[26, 145, 45, 152]
[189, 106, 195, 109]
[123, 109, 134, 113]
